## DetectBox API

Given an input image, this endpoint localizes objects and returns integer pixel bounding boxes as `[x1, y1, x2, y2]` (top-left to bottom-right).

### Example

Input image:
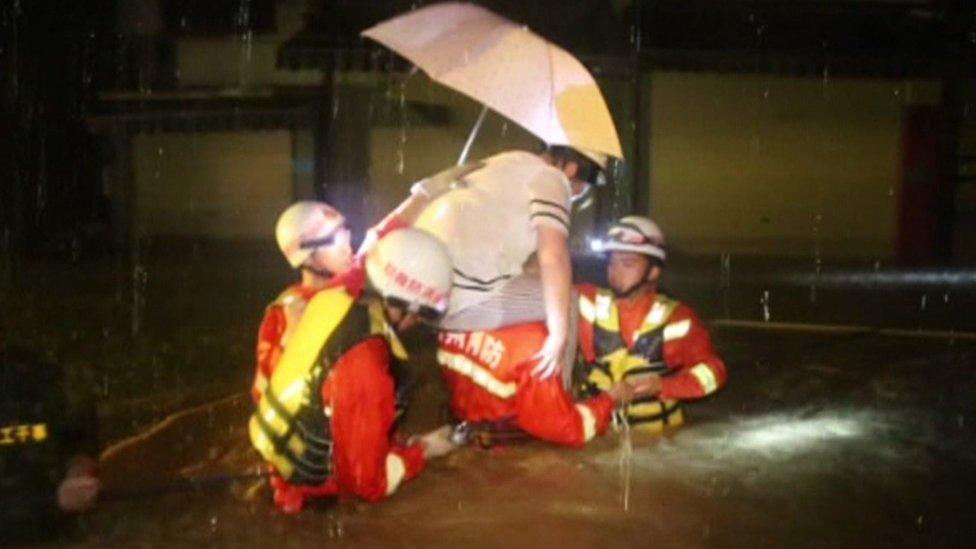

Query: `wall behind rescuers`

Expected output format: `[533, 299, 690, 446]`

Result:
[132, 131, 293, 240]
[649, 71, 942, 260]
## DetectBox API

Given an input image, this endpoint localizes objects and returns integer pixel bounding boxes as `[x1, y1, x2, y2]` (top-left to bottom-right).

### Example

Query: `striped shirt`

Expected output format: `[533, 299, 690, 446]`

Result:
[414, 151, 572, 316]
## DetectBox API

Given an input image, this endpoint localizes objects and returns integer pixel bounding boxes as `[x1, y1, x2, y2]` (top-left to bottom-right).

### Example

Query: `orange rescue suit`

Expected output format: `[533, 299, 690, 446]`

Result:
[577, 284, 727, 432]
[438, 322, 615, 447]
[250, 267, 423, 512]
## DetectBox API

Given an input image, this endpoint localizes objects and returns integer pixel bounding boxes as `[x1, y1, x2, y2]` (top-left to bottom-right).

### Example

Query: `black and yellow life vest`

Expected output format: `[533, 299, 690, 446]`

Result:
[578, 289, 685, 432]
[248, 289, 408, 485]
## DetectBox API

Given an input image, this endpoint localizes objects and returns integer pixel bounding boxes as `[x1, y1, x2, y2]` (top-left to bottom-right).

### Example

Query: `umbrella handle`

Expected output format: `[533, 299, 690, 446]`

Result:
[457, 105, 489, 165]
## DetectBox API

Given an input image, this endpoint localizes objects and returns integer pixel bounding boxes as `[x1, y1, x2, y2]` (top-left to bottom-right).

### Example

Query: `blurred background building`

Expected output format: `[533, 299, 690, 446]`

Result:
[5, 0, 975, 263]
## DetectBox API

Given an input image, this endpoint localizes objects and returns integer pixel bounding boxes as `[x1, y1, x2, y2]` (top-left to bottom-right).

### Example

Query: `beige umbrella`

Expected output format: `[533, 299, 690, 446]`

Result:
[362, 2, 623, 162]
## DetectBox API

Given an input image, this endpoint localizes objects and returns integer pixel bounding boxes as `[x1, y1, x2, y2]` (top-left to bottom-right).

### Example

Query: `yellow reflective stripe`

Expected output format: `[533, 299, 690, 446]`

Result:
[287, 433, 306, 456]
[385, 453, 407, 495]
[256, 397, 289, 436]
[576, 404, 597, 442]
[579, 295, 596, 323]
[254, 373, 268, 395]
[647, 302, 668, 326]
[369, 300, 409, 360]
[627, 400, 664, 416]
[438, 350, 517, 399]
[663, 319, 691, 342]
[689, 363, 719, 394]
[594, 292, 620, 332]
[612, 353, 648, 382]
[635, 295, 679, 339]
[586, 368, 613, 391]
[595, 292, 614, 319]
[248, 416, 294, 479]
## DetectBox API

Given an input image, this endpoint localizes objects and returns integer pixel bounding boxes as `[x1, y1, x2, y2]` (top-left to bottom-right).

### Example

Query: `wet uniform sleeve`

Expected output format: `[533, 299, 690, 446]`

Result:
[526, 169, 572, 235]
[515, 373, 615, 448]
[659, 305, 727, 400]
[253, 305, 285, 403]
[325, 337, 425, 502]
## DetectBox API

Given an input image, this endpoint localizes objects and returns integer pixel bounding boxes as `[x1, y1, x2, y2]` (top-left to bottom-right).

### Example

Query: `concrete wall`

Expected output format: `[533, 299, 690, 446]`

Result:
[132, 131, 293, 238]
[649, 72, 941, 259]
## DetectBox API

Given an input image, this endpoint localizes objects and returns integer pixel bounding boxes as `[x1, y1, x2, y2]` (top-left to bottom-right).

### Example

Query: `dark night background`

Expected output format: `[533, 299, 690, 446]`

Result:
[2, 1, 976, 546]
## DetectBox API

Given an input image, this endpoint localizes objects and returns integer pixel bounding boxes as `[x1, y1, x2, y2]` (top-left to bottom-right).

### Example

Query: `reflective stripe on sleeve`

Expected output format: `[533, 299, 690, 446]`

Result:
[689, 363, 719, 394]
[647, 302, 668, 326]
[663, 319, 691, 341]
[437, 350, 517, 399]
[385, 453, 407, 495]
[575, 404, 597, 442]
[579, 296, 596, 323]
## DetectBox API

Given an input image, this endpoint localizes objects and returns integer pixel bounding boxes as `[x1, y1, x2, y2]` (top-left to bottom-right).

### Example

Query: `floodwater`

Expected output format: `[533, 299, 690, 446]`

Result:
[79, 327, 976, 547]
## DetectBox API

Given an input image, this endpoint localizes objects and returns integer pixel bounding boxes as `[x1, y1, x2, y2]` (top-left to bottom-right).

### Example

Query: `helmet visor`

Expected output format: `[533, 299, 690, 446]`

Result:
[384, 296, 444, 325]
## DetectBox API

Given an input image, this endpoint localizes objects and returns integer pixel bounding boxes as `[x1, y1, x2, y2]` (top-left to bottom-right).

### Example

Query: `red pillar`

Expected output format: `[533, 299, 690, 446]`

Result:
[896, 106, 946, 265]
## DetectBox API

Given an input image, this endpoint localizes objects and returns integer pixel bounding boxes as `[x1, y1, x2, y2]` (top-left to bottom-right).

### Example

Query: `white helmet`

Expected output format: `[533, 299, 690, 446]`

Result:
[601, 215, 666, 263]
[365, 228, 453, 319]
[275, 201, 346, 269]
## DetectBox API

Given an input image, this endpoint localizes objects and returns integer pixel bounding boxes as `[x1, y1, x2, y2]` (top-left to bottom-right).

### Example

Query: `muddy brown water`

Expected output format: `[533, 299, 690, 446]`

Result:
[70, 328, 976, 547]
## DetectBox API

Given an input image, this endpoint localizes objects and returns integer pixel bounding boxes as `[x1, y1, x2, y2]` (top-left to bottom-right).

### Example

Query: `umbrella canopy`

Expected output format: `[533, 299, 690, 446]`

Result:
[362, 2, 623, 160]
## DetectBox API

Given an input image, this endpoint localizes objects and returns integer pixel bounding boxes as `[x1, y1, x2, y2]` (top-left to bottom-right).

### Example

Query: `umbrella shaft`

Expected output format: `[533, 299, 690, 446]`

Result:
[458, 105, 489, 165]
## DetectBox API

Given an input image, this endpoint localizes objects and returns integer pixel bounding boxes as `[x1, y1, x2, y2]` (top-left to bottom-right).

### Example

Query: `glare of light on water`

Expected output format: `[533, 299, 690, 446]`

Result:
[736, 416, 862, 451]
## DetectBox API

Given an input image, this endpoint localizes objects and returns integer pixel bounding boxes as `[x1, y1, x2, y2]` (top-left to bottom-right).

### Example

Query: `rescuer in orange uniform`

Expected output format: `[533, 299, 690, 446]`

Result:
[577, 216, 727, 433]
[438, 322, 641, 447]
[251, 201, 353, 403]
[249, 229, 457, 512]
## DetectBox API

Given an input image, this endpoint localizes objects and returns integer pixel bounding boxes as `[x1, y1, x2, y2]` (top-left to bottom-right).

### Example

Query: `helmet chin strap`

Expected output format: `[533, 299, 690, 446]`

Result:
[613, 280, 651, 299]
[612, 262, 654, 299]
[301, 264, 334, 279]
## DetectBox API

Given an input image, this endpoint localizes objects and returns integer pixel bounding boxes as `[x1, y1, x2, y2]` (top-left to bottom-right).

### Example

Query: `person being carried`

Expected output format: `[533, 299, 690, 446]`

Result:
[252, 201, 353, 403]
[577, 216, 727, 433]
[249, 228, 457, 513]
[373, 146, 643, 447]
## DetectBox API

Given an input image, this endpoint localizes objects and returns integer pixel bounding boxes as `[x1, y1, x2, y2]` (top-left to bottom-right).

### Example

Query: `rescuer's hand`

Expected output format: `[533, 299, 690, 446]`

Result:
[607, 380, 636, 404]
[530, 331, 567, 380]
[56, 455, 100, 513]
[630, 373, 663, 398]
[416, 425, 458, 459]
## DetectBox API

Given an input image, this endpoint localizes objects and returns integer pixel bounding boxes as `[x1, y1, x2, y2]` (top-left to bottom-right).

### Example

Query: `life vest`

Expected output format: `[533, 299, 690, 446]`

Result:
[248, 289, 408, 485]
[578, 288, 685, 432]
